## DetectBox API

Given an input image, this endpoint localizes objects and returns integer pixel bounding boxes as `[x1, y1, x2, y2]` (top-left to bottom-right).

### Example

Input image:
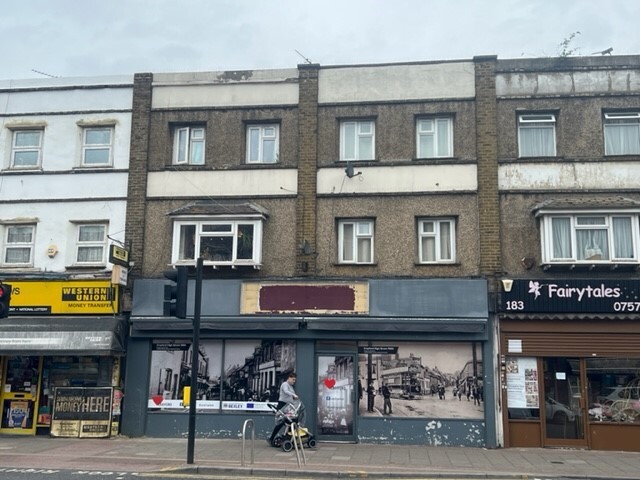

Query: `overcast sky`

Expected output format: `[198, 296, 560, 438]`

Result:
[3, 0, 639, 80]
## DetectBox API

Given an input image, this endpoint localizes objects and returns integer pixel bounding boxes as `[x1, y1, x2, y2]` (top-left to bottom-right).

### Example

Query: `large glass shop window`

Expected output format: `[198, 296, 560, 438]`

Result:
[586, 358, 640, 423]
[357, 341, 484, 419]
[148, 339, 296, 412]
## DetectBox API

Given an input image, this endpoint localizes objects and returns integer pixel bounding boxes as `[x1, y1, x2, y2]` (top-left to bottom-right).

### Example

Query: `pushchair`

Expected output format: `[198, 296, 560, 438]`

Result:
[268, 400, 316, 451]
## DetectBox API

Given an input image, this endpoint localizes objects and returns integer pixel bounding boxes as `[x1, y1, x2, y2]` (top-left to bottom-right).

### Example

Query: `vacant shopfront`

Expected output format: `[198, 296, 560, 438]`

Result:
[499, 279, 640, 452]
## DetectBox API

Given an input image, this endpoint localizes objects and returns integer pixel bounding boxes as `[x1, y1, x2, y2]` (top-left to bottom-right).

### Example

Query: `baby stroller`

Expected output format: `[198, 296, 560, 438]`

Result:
[268, 400, 316, 451]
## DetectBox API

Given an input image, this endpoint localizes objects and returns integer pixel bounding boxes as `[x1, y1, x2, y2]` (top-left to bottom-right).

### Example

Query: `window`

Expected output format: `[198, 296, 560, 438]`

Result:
[518, 114, 556, 157]
[586, 358, 640, 424]
[340, 120, 374, 161]
[82, 127, 113, 166]
[541, 214, 639, 264]
[416, 117, 453, 158]
[173, 219, 263, 266]
[75, 224, 107, 264]
[173, 126, 205, 165]
[246, 124, 279, 163]
[338, 219, 373, 264]
[604, 113, 640, 155]
[418, 218, 456, 263]
[11, 129, 43, 168]
[3, 224, 35, 266]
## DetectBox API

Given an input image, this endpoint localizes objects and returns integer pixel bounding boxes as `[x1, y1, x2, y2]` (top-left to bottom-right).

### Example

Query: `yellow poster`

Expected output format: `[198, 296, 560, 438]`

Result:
[8, 280, 119, 315]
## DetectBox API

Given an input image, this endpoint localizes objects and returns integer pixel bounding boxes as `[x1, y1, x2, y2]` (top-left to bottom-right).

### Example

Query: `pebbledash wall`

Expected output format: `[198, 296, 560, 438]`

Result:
[122, 277, 496, 447]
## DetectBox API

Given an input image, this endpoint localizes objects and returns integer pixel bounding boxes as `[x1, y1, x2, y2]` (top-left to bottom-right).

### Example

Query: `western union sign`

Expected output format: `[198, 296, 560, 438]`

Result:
[8, 280, 119, 315]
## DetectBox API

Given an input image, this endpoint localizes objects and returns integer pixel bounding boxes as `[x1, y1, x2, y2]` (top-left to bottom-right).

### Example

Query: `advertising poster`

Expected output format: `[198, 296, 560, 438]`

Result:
[506, 357, 539, 409]
[51, 387, 113, 438]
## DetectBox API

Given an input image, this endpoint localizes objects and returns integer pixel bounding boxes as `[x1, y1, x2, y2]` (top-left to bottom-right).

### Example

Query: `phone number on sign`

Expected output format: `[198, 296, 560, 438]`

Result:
[504, 301, 640, 312]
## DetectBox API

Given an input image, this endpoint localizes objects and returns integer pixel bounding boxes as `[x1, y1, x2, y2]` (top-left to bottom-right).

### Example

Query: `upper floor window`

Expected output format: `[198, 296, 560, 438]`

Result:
[518, 114, 556, 157]
[338, 219, 374, 264]
[416, 117, 453, 158]
[11, 129, 43, 168]
[172, 219, 263, 267]
[541, 214, 639, 264]
[75, 223, 107, 265]
[340, 120, 374, 161]
[604, 113, 640, 155]
[173, 126, 205, 165]
[418, 218, 456, 263]
[82, 127, 113, 166]
[2, 224, 35, 266]
[246, 124, 279, 163]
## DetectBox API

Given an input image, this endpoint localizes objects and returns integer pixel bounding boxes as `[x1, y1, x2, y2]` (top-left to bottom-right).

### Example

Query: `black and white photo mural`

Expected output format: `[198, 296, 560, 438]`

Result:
[358, 342, 484, 419]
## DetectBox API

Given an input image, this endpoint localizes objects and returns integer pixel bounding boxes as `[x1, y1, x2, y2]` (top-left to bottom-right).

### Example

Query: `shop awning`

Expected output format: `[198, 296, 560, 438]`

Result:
[0, 316, 128, 356]
[131, 316, 302, 333]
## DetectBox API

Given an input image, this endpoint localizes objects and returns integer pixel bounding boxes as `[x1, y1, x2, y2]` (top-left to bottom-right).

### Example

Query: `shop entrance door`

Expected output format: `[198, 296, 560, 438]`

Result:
[316, 354, 357, 442]
[0, 356, 42, 435]
[543, 357, 587, 447]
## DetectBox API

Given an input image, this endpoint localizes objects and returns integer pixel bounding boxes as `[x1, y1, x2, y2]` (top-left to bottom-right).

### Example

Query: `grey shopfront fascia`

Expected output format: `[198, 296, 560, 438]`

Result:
[123, 278, 496, 447]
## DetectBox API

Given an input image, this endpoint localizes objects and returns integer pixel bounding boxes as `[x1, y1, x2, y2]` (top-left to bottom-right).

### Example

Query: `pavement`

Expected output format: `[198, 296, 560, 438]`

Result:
[0, 435, 639, 479]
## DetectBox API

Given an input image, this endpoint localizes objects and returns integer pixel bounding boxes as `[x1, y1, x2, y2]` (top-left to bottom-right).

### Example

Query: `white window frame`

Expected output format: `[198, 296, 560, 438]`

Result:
[417, 218, 456, 263]
[540, 213, 640, 264]
[604, 112, 640, 155]
[82, 126, 113, 166]
[340, 120, 375, 161]
[246, 124, 279, 164]
[171, 219, 263, 267]
[338, 219, 374, 264]
[2, 224, 35, 267]
[11, 129, 43, 168]
[416, 117, 453, 158]
[75, 223, 107, 265]
[517, 114, 557, 157]
[173, 126, 205, 165]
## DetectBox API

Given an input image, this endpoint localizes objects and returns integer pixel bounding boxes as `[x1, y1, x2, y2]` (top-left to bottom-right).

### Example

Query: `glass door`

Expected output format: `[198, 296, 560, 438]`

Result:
[1, 356, 42, 435]
[316, 354, 357, 442]
[543, 357, 587, 447]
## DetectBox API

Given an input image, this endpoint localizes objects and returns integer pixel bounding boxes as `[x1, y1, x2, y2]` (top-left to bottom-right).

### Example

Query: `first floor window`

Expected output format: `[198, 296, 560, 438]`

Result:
[518, 114, 556, 157]
[12, 129, 43, 168]
[418, 218, 456, 263]
[338, 219, 373, 264]
[604, 112, 640, 155]
[340, 120, 375, 161]
[76, 223, 107, 264]
[173, 219, 262, 266]
[542, 214, 639, 263]
[416, 117, 453, 158]
[3, 224, 35, 265]
[82, 126, 113, 166]
[173, 126, 205, 165]
[246, 124, 279, 163]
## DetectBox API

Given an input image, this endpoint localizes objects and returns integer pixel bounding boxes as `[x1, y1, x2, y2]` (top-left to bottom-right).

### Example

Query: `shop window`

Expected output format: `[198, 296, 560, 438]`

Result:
[586, 358, 640, 423]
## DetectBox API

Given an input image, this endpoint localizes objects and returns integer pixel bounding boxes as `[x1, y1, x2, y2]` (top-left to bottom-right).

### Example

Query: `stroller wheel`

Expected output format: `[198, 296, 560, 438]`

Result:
[272, 436, 283, 448]
[307, 438, 317, 448]
[282, 440, 293, 452]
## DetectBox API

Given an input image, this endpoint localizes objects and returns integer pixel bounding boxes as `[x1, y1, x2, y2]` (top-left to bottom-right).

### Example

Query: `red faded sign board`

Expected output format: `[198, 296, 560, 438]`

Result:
[259, 285, 355, 312]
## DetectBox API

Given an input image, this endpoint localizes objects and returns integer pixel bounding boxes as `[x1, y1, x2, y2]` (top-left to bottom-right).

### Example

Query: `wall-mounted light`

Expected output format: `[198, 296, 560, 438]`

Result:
[501, 279, 514, 292]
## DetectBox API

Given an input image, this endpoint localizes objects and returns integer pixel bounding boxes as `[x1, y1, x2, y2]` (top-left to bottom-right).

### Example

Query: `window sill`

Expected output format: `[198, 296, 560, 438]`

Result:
[333, 262, 378, 267]
[415, 262, 460, 266]
[65, 264, 108, 270]
[73, 165, 113, 170]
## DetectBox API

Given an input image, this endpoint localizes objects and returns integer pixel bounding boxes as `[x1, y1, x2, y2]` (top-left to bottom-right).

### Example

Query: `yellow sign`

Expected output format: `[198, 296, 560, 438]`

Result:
[8, 280, 119, 315]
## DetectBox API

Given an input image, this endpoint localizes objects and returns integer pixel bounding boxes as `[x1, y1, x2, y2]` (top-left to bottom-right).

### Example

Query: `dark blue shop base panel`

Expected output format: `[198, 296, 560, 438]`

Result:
[145, 413, 275, 440]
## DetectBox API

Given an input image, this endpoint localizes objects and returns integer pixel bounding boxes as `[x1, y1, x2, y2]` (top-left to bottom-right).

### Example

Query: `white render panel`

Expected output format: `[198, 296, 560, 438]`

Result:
[318, 62, 475, 103]
[499, 162, 640, 190]
[317, 164, 477, 194]
[497, 70, 640, 96]
[151, 82, 298, 108]
[152, 69, 299, 85]
[147, 169, 298, 197]
[0, 172, 129, 201]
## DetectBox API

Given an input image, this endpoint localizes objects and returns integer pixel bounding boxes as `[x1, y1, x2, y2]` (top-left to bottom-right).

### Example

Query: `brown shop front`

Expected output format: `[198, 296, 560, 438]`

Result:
[499, 279, 640, 452]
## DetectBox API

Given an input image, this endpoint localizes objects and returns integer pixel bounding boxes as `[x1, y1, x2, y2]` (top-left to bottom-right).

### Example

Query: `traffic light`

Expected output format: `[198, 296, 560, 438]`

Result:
[0, 283, 12, 319]
[163, 266, 188, 318]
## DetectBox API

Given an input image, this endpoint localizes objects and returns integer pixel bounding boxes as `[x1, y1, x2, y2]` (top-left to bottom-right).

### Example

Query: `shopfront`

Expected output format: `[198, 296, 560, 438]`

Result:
[499, 278, 640, 451]
[0, 280, 126, 438]
[122, 278, 497, 447]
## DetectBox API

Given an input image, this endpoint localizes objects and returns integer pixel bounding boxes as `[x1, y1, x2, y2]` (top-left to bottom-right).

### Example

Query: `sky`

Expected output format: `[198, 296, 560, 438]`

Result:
[3, 0, 640, 81]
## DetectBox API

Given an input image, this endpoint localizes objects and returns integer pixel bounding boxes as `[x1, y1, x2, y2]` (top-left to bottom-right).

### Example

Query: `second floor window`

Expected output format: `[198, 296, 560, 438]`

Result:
[82, 127, 113, 166]
[416, 117, 453, 158]
[418, 218, 456, 263]
[338, 219, 374, 264]
[12, 129, 43, 168]
[3, 224, 35, 266]
[518, 114, 556, 157]
[604, 112, 640, 155]
[246, 124, 279, 163]
[340, 120, 375, 161]
[76, 224, 107, 264]
[173, 126, 205, 165]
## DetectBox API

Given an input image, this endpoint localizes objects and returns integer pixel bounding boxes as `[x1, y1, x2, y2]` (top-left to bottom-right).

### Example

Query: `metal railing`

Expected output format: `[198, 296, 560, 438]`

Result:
[241, 419, 255, 466]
